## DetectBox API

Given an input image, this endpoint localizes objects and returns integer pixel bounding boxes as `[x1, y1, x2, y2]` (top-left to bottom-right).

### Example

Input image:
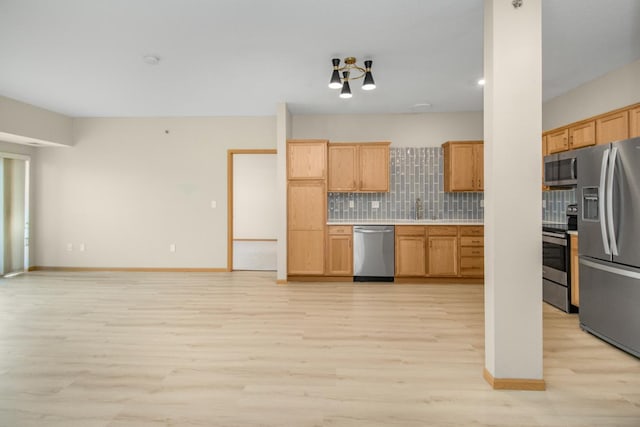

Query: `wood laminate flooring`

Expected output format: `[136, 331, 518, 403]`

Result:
[0, 271, 638, 426]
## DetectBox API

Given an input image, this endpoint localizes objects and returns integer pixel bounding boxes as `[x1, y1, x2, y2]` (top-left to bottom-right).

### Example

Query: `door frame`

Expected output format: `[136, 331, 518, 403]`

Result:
[227, 149, 277, 272]
[0, 151, 31, 274]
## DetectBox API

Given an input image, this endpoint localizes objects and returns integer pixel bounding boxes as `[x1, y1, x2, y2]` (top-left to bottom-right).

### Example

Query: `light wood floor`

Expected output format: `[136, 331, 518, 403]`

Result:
[0, 271, 638, 426]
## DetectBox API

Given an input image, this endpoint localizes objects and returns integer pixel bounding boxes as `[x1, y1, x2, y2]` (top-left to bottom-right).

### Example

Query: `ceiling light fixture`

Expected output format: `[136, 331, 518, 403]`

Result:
[328, 57, 376, 98]
[143, 55, 161, 65]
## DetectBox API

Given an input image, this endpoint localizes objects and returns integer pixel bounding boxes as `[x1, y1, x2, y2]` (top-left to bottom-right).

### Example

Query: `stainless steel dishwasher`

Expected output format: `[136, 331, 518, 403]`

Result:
[353, 225, 395, 282]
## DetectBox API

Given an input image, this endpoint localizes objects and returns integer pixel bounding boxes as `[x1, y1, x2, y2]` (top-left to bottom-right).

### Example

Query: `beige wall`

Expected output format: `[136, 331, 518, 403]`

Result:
[34, 116, 275, 268]
[292, 112, 483, 147]
[0, 95, 73, 146]
[543, 58, 640, 130]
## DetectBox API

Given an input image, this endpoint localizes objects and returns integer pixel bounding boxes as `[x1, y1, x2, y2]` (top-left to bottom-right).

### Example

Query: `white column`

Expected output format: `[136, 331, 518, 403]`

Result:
[483, 0, 544, 388]
[276, 103, 291, 283]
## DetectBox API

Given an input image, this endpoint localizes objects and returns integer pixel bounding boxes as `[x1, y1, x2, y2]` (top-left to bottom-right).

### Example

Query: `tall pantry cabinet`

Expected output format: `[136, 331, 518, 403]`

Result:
[287, 140, 328, 276]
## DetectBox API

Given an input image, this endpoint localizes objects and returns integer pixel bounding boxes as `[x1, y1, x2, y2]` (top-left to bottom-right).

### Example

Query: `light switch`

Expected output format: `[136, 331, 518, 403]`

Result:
[169, 243, 176, 253]
[211, 200, 217, 209]
[79, 243, 86, 252]
[349, 201, 354, 208]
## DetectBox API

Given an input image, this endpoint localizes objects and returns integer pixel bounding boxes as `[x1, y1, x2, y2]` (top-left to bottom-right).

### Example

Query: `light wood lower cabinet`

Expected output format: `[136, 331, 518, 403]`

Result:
[570, 234, 579, 307]
[395, 234, 426, 277]
[427, 236, 458, 276]
[326, 226, 353, 276]
[288, 230, 325, 275]
[459, 226, 484, 277]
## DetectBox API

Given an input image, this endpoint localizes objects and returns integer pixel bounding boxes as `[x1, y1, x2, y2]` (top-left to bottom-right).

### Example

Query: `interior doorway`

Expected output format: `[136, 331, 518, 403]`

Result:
[227, 149, 277, 271]
[0, 153, 30, 277]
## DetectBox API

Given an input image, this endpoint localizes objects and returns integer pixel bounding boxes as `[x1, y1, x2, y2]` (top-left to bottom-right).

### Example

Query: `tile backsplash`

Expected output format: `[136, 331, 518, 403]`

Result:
[328, 147, 484, 222]
[542, 188, 576, 224]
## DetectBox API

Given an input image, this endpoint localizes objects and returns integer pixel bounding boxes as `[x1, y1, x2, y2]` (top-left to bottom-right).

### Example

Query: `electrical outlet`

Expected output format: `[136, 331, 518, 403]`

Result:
[372, 201, 380, 209]
[211, 200, 217, 209]
[480, 199, 484, 208]
[79, 243, 86, 252]
[66, 243, 73, 251]
[169, 243, 176, 253]
[542, 200, 546, 208]
[349, 201, 354, 208]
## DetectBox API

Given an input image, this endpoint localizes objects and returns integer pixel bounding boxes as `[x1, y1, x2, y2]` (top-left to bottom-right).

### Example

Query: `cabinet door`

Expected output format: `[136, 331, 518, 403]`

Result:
[287, 141, 327, 180]
[395, 236, 426, 277]
[427, 236, 458, 277]
[570, 234, 579, 307]
[569, 121, 595, 149]
[328, 145, 358, 191]
[542, 136, 548, 191]
[628, 107, 640, 138]
[546, 129, 569, 153]
[597, 111, 628, 145]
[288, 181, 325, 230]
[359, 145, 389, 192]
[288, 230, 324, 275]
[474, 143, 484, 191]
[326, 234, 353, 276]
[446, 144, 475, 191]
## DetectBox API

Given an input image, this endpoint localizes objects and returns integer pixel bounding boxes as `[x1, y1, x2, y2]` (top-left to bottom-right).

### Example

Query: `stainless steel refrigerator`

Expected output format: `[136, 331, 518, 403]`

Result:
[577, 136, 640, 358]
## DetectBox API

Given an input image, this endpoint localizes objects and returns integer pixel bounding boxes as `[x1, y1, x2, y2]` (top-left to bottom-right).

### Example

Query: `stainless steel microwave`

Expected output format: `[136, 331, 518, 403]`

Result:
[544, 150, 577, 187]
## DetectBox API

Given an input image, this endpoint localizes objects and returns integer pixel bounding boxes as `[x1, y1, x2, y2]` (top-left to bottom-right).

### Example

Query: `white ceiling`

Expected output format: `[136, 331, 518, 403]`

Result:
[0, 0, 639, 117]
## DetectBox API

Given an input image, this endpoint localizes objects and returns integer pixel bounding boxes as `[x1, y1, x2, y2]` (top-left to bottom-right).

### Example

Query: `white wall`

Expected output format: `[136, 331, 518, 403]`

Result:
[233, 154, 277, 239]
[0, 95, 73, 146]
[34, 116, 275, 268]
[543, 58, 640, 130]
[292, 112, 483, 147]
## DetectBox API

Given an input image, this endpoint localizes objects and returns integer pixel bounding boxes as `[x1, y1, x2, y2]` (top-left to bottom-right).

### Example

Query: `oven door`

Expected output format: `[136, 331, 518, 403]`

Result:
[542, 232, 568, 285]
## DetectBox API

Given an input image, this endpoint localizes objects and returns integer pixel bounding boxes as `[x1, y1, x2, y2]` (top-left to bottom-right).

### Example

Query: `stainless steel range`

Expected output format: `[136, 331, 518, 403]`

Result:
[542, 204, 577, 313]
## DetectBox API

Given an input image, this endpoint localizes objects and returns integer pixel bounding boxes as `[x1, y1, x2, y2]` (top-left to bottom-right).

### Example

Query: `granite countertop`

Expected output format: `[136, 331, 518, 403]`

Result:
[327, 220, 484, 226]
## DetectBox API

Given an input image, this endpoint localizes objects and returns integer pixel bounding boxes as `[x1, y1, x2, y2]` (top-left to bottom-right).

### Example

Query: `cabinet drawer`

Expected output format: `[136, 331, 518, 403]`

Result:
[427, 226, 458, 236]
[396, 225, 425, 236]
[459, 226, 483, 236]
[460, 236, 484, 247]
[461, 247, 484, 257]
[460, 256, 484, 277]
[328, 225, 353, 235]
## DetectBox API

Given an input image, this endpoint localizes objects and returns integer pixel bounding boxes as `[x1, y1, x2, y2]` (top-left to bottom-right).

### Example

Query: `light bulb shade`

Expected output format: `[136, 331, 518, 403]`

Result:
[328, 69, 342, 89]
[362, 71, 376, 90]
[339, 80, 352, 98]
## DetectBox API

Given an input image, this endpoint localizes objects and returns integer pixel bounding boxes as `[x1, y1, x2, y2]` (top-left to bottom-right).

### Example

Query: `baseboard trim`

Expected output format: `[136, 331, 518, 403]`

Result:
[29, 266, 227, 273]
[276, 279, 288, 285]
[483, 368, 545, 391]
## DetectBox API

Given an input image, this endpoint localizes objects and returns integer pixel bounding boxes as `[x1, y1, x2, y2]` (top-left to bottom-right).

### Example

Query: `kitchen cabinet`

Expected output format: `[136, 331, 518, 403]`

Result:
[628, 106, 640, 138]
[542, 136, 549, 191]
[596, 111, 628, 145]
[327, 142, 390, 192]
[569, 120, 596, 149]
[326, 226, 353, 276]
[459, 226, 484, 277]
[546, 128, 569, 153]
[287, 139, 327, 180]
[287, 140, 327, 276]
[570, 234, 579, 307]
[427, 226, 458, 277]
[395, 226, 426, 277]
[442, 141, 483, 192]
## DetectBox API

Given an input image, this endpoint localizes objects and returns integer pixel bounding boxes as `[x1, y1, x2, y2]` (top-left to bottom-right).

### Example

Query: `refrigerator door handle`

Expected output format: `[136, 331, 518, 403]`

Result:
[606, 146, 619, 256]
[599, 148, 611, 255]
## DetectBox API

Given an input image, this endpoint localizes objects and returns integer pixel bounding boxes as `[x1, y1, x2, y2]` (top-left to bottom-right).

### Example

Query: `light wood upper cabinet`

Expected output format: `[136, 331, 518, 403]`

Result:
[359, 144, 389, 192]
[569, 121, 596, 149]
[570, 234, 579, 307]
[542, 136, 549, 191]
[328, 145, 358, 191]
[288, 181, 326, 230]
[597, 111, 628, 145]
[326, 226, 353, 276]
[546, 128, 569, 153]
[287, 140, 327, 180]
[630, 107, 640, 138]
[328, 142, 390, 192]
[442, 141, 483, 192]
